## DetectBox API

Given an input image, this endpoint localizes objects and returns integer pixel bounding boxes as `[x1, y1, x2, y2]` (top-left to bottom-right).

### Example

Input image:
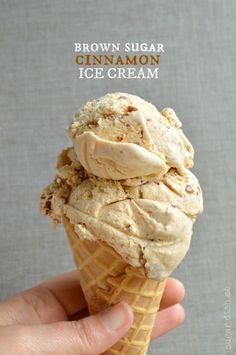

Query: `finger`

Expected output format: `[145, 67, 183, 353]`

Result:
[0, 285, 68, 326]
[7, 302, 133, 355]
[159, 278, 185, 311]
[0, 270, 86, 326]
[151, 303, 185, 339]
[40, 270, 86, 316]
[69, 279, 184, 321]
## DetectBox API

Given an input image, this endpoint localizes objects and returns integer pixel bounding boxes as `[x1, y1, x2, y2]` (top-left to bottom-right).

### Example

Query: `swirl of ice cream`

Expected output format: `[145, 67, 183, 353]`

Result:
[73, 131, 168, 180]
[68, 93, 194, 179]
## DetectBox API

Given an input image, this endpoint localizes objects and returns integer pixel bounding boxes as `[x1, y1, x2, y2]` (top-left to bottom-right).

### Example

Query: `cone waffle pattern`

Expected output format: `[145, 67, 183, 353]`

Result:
[63, 218, 166, 355]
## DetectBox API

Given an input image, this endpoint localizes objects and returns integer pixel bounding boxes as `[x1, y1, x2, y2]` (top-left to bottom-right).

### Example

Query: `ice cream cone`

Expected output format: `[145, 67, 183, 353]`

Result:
[41, 92, 203, 354]
[63, 217, 166, 355]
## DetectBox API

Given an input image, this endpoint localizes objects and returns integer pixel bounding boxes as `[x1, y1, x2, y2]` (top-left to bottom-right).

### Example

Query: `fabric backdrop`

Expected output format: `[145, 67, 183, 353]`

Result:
[0, 1, 235, 354]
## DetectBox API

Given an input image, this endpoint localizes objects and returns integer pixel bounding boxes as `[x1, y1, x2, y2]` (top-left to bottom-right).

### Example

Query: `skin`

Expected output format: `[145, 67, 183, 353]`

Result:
[0, 271, 185, 354]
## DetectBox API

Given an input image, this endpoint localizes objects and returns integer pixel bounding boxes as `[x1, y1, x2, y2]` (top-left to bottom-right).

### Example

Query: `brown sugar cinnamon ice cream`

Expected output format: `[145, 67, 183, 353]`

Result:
[40, 92, 203, 280]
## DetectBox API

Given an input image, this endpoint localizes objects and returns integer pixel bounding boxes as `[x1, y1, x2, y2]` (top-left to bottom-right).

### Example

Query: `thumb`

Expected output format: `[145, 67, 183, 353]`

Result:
[9, 302, 133, 355]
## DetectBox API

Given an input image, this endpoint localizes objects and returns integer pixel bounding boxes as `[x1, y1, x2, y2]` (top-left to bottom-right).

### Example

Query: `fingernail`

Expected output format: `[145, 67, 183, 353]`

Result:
[100, 303, 128, 331]
[176, 280, 185, 293]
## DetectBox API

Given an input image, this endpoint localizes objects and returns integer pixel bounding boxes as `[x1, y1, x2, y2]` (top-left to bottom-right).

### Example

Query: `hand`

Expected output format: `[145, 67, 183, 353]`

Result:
[0, 271, 185, 354]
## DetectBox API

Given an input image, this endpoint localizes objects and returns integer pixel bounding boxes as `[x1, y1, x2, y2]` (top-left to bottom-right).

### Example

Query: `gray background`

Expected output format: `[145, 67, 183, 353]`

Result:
[0, 1, 235, 354]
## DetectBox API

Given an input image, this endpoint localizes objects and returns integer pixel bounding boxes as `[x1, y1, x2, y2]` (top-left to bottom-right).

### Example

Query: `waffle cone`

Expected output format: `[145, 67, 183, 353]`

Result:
[63, 217, 166, 355]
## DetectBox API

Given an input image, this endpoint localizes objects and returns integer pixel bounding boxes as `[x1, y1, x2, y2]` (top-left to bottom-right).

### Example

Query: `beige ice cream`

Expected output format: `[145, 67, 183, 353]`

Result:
[69, 93, 193, 179]
[41, 92, 203, 280]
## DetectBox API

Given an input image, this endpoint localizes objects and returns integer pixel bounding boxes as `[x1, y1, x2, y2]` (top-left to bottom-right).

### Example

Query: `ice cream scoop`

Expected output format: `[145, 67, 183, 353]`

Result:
[69, 93, 194, 178]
